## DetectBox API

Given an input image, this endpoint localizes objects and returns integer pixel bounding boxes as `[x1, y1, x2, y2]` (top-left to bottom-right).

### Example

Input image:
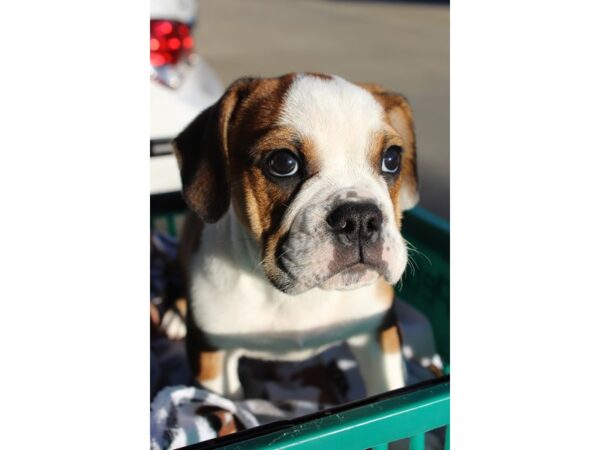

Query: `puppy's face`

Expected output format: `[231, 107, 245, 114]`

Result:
[174, 73, 418, 295]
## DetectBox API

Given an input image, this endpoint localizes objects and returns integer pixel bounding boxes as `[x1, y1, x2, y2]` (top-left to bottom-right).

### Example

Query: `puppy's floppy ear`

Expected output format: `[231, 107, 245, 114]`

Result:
[173, 77, 255, 222]
[360, 83, 419, 211]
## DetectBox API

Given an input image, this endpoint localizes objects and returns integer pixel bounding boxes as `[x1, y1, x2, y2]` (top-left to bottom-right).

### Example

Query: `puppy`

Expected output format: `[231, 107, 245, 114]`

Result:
[174, 73, 418, 400]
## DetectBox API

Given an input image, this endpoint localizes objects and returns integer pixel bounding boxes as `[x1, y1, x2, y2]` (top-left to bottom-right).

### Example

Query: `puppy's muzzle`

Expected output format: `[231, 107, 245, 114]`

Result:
[327, 201, 383, 249]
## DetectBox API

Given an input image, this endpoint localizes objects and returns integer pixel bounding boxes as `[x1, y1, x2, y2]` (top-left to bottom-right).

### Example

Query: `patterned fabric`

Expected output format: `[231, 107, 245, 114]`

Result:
[151, 386, 259, 450]
[151, 350, 445, 450]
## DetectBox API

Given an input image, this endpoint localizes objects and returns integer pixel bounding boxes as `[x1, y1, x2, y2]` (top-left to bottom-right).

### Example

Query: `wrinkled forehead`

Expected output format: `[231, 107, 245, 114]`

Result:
[277, 75, 386, 169]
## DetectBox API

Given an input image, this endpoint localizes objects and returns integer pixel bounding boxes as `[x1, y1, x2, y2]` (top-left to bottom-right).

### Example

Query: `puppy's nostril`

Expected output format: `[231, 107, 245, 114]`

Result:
[341, 220, 354, 234]
[327, 202, 383, 244]
[367, 215, 382, 231]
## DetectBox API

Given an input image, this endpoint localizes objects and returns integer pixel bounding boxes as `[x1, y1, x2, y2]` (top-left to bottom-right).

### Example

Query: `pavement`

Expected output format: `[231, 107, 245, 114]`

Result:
[194, 0, 449, 220]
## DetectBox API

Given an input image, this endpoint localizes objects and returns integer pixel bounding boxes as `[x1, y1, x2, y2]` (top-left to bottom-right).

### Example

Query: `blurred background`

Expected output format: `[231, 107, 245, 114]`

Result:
[151, 0, 449, 219]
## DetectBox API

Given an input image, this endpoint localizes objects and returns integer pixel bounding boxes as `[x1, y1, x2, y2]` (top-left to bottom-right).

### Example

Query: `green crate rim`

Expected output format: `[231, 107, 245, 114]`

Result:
[183, 376, 449, 450]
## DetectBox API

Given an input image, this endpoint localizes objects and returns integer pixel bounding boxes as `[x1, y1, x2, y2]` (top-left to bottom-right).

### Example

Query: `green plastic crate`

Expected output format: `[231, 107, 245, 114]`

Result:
[151, 193, 450, 450]
[398, 207, 450, 366]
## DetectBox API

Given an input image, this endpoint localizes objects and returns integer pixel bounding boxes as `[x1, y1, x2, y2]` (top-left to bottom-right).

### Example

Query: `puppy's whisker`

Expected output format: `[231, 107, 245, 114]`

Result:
[404, 238, 432, 266]
[253, 247, 294, 274]
[406, 254, 417, 276]
[253, 252, 272, 273]
[396, 276, 404, 293]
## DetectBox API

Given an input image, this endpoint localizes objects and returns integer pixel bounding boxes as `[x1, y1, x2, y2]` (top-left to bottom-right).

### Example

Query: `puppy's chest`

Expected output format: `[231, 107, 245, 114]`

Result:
[188, 264, 390, 352]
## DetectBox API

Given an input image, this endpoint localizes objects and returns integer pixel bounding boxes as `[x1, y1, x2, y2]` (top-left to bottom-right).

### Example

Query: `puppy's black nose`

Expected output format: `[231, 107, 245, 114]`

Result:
[327, 202, 383, 245]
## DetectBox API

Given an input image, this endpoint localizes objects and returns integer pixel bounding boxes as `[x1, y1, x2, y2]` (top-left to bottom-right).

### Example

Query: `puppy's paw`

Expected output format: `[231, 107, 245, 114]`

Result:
[156, 298, 187, 340]
[160, 309, 187, 340]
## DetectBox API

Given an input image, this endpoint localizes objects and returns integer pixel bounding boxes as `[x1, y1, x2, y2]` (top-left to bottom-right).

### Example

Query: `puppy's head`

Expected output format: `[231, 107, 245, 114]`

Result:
[174, 73, 418, 295]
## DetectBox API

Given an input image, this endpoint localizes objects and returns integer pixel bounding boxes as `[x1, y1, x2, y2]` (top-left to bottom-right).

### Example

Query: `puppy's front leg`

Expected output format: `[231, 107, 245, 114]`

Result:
[348, 324, 406, 397]
[193, 349, 244, 400]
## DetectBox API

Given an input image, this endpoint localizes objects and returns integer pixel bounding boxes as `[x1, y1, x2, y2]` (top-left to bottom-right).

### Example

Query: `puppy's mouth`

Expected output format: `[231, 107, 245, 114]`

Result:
[319, 261, 382, 291]
[275, 253, 385, 293]
[326, 260, 379, 278]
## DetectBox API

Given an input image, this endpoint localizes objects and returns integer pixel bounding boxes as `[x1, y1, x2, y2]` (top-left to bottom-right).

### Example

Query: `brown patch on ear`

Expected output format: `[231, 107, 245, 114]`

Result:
[358, 83, 419, 219]
[379, 323, 402, 354]
[197, 350, 223, 382]
[173, 77, 257, 223]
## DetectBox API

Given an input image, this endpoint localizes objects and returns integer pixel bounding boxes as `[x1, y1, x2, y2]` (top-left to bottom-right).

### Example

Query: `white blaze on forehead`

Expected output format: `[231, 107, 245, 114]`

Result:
[277, 74, 385, 171]
[275, 74, 395, 235]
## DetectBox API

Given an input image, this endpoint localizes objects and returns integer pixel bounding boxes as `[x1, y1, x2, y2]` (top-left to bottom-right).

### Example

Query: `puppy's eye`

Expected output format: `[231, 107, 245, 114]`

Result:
[266, 150, 299, 177]
[381, 146, 403, 174]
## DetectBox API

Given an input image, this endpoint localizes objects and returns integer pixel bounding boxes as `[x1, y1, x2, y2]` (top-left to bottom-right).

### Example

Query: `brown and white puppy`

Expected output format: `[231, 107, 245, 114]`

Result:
[174, 73, 418, 400]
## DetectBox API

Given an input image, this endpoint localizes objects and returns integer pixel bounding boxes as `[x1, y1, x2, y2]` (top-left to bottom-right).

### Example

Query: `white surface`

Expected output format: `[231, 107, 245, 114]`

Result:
[151, 154, 182, 194]
[151, 57, 222, 140]
[150, 0, 197, 23]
